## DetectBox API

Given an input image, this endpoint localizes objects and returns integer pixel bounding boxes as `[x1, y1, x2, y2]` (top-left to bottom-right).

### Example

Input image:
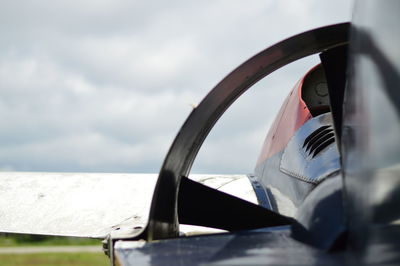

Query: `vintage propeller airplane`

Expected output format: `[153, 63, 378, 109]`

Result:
[1, 1, 399, 265]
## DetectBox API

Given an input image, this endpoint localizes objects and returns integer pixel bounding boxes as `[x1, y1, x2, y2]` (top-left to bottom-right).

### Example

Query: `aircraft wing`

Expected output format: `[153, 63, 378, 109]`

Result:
[0, 172, 255, 238]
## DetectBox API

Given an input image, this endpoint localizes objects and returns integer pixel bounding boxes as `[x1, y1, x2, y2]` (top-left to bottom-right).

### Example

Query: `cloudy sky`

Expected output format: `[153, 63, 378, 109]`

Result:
[0, 0, 353, 174]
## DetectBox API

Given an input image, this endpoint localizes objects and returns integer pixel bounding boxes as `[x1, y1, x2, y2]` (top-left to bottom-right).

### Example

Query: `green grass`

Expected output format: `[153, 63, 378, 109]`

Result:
[0, 234, 101, 247]
[0, 253, 109, 266]
[0, 234, 110, 265]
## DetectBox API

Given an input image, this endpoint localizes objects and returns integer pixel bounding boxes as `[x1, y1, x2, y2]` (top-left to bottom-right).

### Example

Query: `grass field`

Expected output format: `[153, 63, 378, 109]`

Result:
[0, 253, 109, 266]
[0, 234, 102, 247]
[0, 235, 110, 265]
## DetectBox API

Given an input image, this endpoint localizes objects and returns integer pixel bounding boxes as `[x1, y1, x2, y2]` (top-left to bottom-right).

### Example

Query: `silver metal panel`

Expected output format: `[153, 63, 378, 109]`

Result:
[280, 113, 340, 184]
[0, 172, 250, 238]
[189, 175, 257, 205]
[0, 172, 158, 238]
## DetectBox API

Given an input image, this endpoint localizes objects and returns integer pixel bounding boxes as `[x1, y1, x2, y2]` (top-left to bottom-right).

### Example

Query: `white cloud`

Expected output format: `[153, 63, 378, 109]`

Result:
[0, 0, 353, 173]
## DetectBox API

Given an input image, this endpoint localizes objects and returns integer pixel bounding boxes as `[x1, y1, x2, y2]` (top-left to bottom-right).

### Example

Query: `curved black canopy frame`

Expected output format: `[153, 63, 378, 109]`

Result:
[146, 23, 350, 241]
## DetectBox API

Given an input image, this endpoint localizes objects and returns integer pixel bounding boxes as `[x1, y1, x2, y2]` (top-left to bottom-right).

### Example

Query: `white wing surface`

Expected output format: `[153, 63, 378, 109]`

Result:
[0, 172, 255, 238]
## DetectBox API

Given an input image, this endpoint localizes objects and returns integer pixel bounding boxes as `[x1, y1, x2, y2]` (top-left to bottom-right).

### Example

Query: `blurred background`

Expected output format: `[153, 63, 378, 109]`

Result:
[0, 0, 352, 175]
[0, 1, 352, 265]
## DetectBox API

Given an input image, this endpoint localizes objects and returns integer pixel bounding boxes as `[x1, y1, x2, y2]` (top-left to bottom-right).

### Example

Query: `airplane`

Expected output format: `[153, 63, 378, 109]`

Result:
[1, 1, 400, 265]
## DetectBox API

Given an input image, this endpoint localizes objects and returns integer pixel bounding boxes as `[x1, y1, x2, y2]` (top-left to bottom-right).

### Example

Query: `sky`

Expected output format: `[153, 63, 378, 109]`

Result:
[0, 0, 353, 174]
